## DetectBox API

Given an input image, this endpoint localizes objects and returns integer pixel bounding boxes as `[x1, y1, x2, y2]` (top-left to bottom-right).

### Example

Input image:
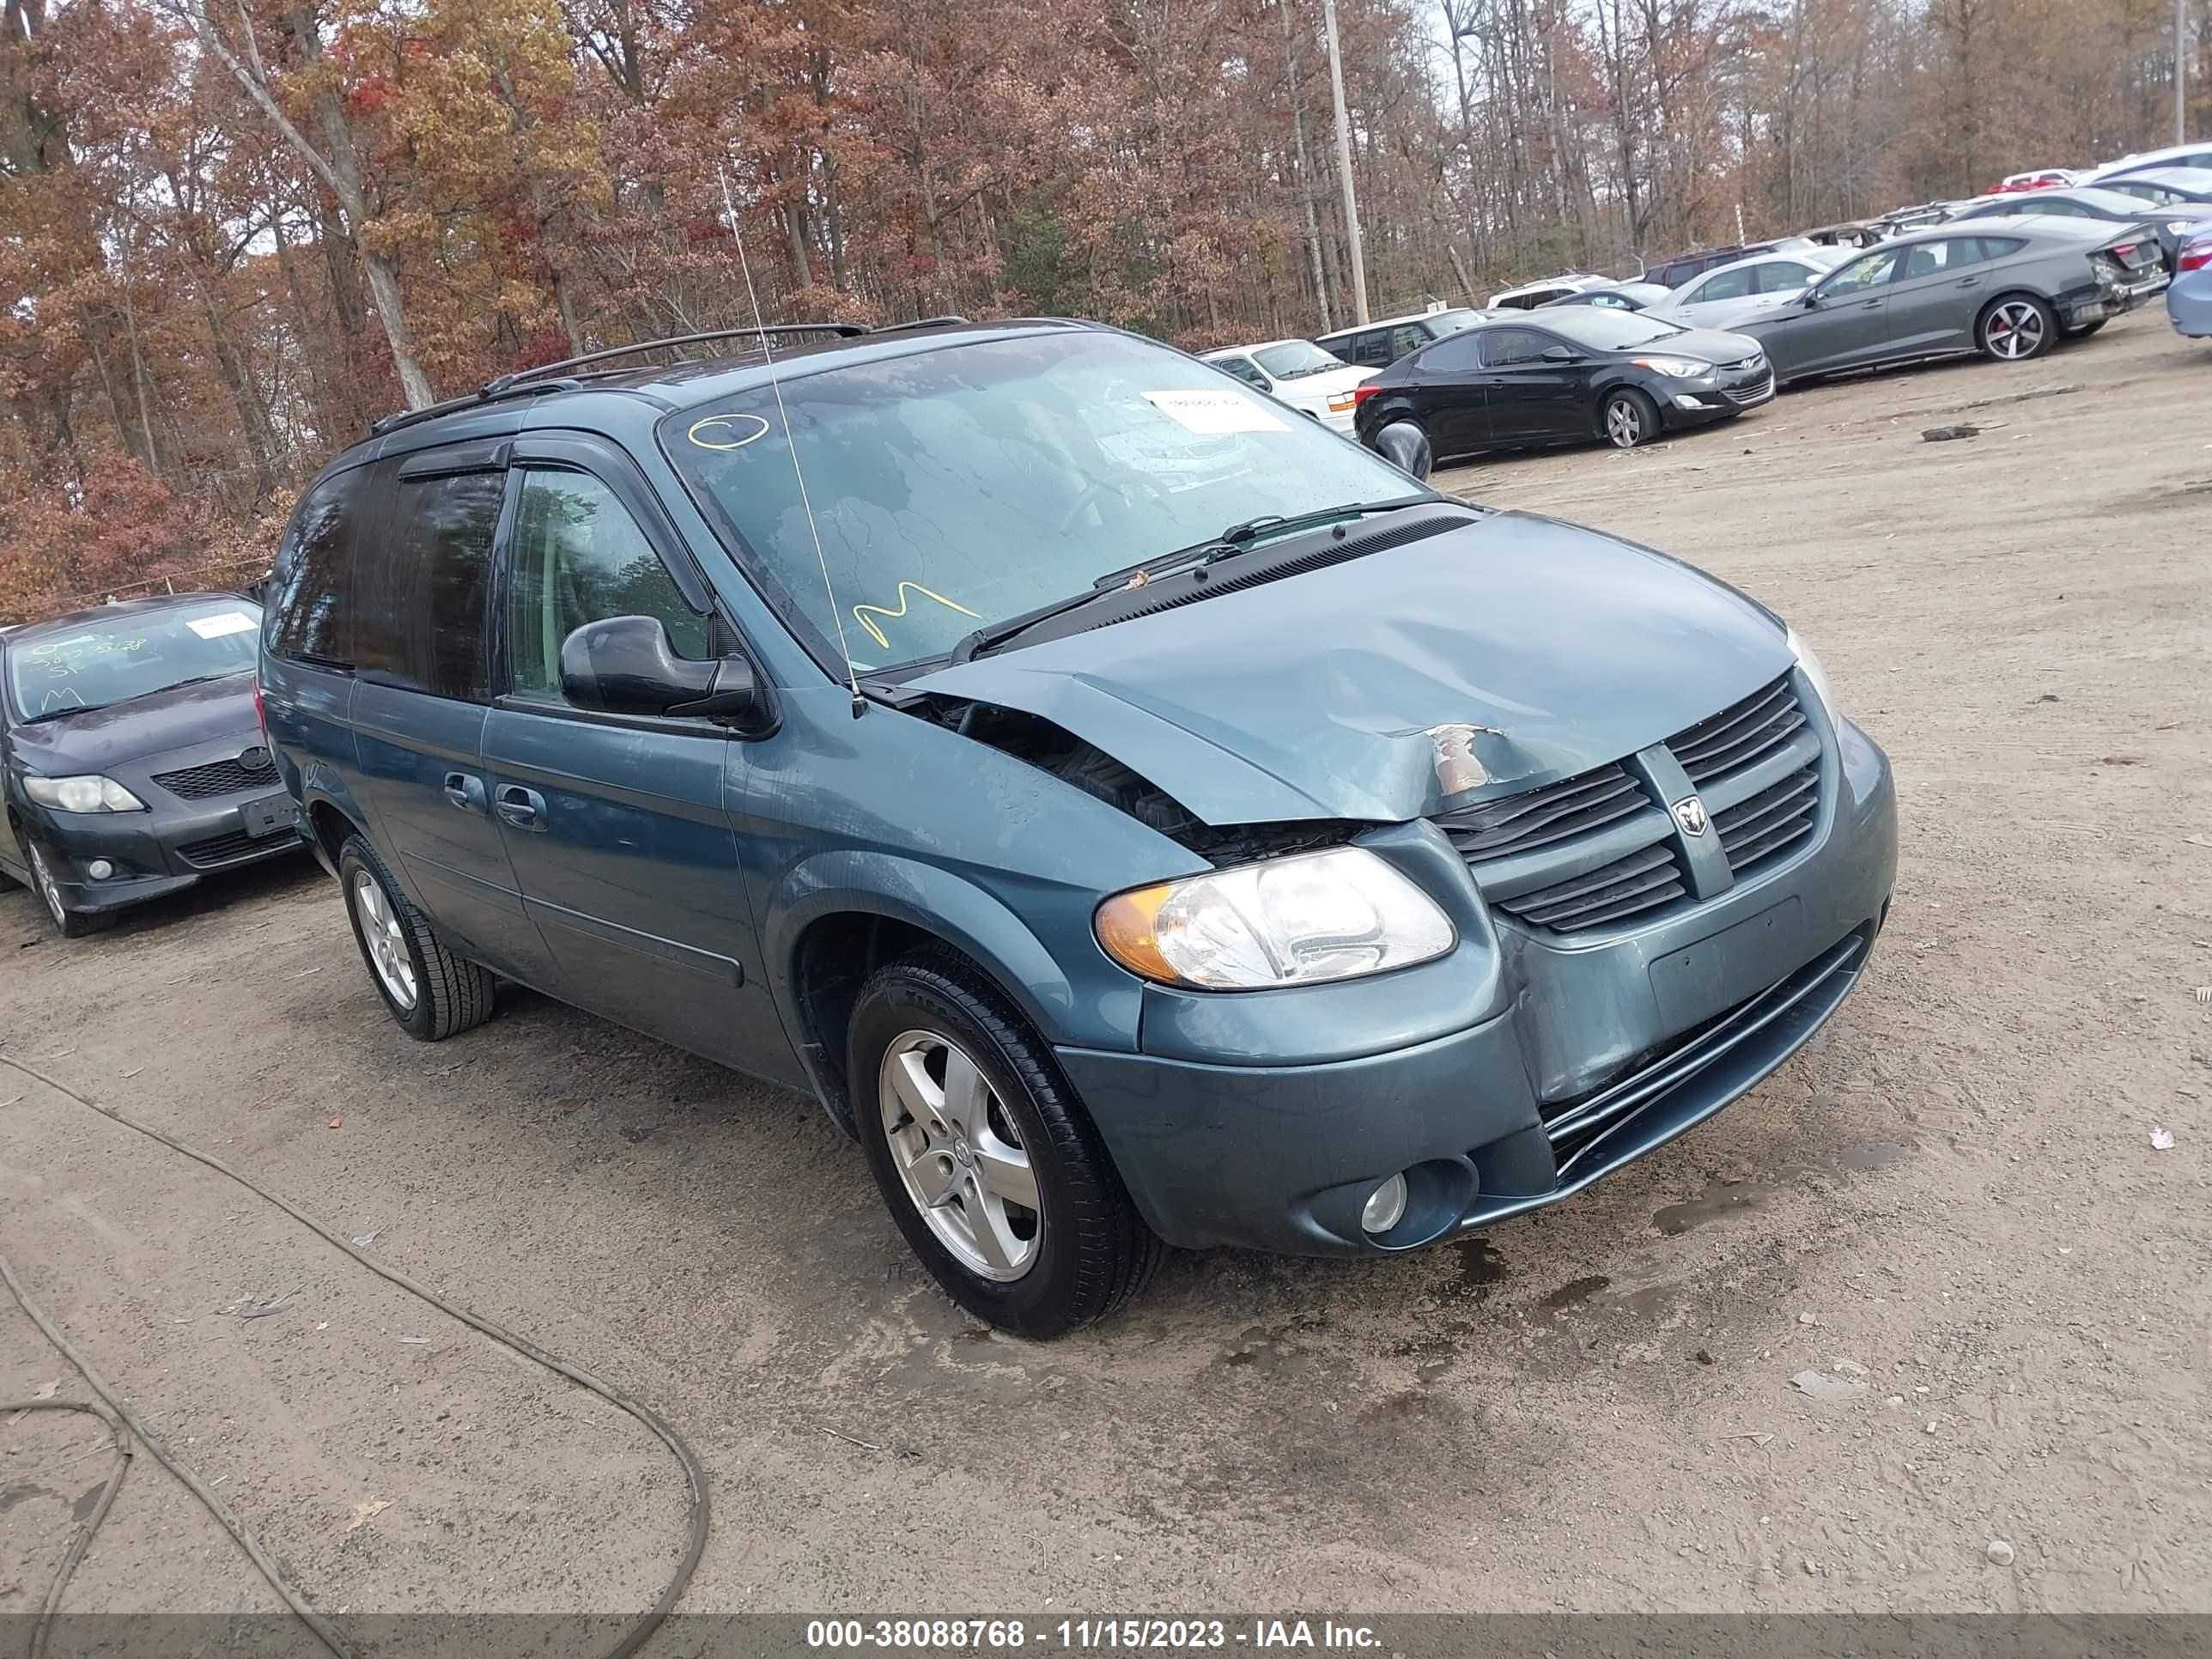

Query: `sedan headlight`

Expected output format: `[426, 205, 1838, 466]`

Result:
[1095, 847, 1455, 990]
[24, 774, 146, 813]
[1633, 356, 1712, 379]
[2167, 220, 2194, 234]
[1785, 626, 1840, 722]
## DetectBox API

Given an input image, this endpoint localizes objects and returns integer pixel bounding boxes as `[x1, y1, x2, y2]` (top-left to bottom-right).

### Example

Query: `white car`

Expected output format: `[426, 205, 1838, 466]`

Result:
[1644, 246, 1849, 330]
[2082, 141, 2212, 185]
[1488, 273, 1615, 310]
[1201, 339, 1375, 434]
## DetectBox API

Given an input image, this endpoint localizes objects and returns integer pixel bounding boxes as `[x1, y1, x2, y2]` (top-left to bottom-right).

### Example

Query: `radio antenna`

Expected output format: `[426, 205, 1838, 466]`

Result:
[716, 160, 865, 718]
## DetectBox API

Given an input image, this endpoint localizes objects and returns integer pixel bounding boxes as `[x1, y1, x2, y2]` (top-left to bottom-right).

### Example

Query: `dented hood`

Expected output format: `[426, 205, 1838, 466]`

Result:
[911, 511, 1795, 826]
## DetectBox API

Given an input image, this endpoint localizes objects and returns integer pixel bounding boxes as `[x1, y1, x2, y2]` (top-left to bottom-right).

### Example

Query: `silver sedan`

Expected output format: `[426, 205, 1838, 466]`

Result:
[1686, 218, 2164, 385]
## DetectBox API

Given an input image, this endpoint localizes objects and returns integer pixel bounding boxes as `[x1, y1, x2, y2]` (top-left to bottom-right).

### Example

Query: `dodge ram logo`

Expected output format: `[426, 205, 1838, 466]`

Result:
[1673, 796, 1709, 836]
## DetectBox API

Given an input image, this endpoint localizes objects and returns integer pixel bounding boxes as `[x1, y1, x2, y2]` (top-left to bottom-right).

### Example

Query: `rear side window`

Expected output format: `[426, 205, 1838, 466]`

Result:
[505, 470, 708, 702]
[353, 468, 503, 701]
[266, 467, 368, 665]
[1973, 236, 2027, 260]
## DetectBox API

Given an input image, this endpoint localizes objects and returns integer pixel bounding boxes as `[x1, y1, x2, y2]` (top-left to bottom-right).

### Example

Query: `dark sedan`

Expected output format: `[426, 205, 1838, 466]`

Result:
[0, 593, 305, 936]
[1352, 309, 1771, 459]
[2096, 167, 2212, 209]
[1948, 185, 2212, 268]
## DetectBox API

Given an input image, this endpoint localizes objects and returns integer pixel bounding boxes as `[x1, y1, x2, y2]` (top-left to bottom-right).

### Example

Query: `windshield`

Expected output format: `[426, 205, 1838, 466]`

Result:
[7, 599, 260, 721]
[1425, 308, 1486, 337]
[661, 331, 1420, 670]
[1542, 310, 1688, 350]
[1253, 340, 1346, 380]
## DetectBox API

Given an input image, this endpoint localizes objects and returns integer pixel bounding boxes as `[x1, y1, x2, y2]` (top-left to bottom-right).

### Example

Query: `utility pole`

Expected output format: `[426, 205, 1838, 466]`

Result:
[1318, 0, 1369, 324]
[2181, 0, 2190, 144]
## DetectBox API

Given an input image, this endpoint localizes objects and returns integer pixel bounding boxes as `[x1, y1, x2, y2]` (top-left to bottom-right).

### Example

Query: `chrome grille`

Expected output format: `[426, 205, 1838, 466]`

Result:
[1712, 764, 1819, 873]
[1435, 763, 1647, 863]
[1667, 675, 1805, 787]
[1492, 843, 1687, 933]
[152, 752, 273, 800]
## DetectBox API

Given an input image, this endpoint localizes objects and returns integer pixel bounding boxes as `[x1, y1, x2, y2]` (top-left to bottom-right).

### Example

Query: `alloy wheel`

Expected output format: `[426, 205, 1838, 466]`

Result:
[1606, 397, 1646, 447]
[351, 868, 418, 1010]
[1984, 301, 2045, 360]
[878, 1029, 1042, 1281]
[27, 843, 66, 929]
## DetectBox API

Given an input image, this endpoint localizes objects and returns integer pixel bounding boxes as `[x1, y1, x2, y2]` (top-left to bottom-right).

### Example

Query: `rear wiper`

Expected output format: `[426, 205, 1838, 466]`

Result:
[947, 495, 1448, 665]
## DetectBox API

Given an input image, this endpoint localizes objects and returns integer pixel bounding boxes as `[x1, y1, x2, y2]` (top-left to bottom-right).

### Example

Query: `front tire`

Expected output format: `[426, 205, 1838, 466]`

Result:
[26, 841, 112, 938]
[1601, 387, 1661, 449]
[1978, 295, 2056, 362]
[337, 834, 495, 1041]
[850, 953, 1164, 1336]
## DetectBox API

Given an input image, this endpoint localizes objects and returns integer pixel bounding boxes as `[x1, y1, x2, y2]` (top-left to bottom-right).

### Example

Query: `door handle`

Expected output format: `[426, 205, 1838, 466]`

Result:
[442, 771, 485, 813]
[1955, 276, 1980, 289]
[494, 784, 548, 832]
[1859, 299, 1881, 309]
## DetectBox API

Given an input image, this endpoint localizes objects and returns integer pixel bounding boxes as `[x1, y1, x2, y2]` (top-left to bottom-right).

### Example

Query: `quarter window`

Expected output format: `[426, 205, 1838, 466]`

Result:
[353, 467, 502, 701]
[505, 470, 708, 702]
[265, 466, 368, 665]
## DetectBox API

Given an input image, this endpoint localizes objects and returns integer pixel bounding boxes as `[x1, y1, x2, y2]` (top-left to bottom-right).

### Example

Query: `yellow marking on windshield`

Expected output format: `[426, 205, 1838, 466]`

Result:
[852, 583, 980, 651]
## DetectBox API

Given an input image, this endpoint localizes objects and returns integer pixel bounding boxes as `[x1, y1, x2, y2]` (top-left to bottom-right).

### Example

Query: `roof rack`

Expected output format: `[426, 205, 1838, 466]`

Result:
[368, 318, 975, 441]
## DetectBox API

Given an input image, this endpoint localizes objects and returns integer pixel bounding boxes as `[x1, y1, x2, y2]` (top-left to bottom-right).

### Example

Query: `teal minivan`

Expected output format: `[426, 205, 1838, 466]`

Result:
[260, 319, 1896, 1335]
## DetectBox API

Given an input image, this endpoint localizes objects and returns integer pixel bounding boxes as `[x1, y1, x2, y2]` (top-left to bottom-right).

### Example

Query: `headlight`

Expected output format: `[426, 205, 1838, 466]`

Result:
[1632, 356, 1711, 379]
[1095, 847, 1455, 991]
[1785, 626, 1840, 722]
[2168, 220, 2192, 234]
[23, 774, 146, 813]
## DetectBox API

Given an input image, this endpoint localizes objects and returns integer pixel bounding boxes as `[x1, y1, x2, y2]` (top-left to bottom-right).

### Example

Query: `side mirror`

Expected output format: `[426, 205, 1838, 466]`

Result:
[1799, 289, 1822, 307]
[1540, 344, 1578, 362]
[558, 616, 768, 728]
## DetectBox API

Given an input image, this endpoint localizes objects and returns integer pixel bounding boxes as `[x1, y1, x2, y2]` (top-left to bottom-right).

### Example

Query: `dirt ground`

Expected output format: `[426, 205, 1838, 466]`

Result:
[3, 312, 2209, 1626]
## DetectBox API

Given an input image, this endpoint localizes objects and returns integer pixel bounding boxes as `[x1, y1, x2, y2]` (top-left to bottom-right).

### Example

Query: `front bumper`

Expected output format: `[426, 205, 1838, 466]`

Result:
[23, 775, 307, 917]
[1060, 714, 1897, 1255]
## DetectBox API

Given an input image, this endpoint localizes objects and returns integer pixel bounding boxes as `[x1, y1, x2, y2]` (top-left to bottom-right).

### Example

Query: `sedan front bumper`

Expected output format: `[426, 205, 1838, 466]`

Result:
[1061, 714, 1897, 1255]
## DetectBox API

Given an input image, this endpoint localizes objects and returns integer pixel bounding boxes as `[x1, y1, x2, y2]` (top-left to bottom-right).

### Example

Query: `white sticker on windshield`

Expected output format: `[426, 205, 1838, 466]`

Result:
[187, 611, 256, 640]
[1140, 389, 1290, 434]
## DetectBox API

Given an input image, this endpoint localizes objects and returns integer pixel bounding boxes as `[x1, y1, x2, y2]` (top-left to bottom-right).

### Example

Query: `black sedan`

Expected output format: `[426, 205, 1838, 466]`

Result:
[1948, 186, 2212, 268]
[1352, 309, 1771, 460]
[0, 593, 305, 936]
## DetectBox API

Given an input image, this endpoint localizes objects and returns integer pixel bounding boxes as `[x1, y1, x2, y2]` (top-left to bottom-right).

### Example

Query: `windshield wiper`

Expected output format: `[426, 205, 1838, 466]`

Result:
[947, 495, 1447, 665]
[22, 702, 110, 724]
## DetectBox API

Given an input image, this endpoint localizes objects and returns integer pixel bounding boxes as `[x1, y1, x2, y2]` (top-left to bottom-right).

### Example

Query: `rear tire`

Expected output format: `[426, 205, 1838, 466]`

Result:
[850, 952, 1164, 1337]
[1601, 387, 1661, 449]
[337, 834, 495, 1041]
[1978, 294, 2056, 362]
[26, 841, 112, 939]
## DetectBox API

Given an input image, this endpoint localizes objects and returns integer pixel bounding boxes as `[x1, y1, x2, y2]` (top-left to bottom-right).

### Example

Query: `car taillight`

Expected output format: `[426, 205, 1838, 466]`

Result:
[2181, 240, 2212, 273]
[1351, 385, 1382, 408]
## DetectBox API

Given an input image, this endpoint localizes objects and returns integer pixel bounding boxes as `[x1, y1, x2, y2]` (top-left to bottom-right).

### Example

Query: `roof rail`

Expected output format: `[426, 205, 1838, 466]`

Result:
[368, 319, 968, 441]
[479, 324, 868, 397]
[368, 377, 586, 438]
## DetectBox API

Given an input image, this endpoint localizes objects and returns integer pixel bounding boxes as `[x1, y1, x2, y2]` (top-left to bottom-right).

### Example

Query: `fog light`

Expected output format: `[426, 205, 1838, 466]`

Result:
[1674, 392, 1703, 410]
[87, 860, 114, 881]
[1360, 1172, 1408, 1236]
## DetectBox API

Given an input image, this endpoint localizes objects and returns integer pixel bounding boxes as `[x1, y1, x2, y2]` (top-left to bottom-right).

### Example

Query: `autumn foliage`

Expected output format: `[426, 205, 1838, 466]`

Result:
[1, 0, 2203, 620]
